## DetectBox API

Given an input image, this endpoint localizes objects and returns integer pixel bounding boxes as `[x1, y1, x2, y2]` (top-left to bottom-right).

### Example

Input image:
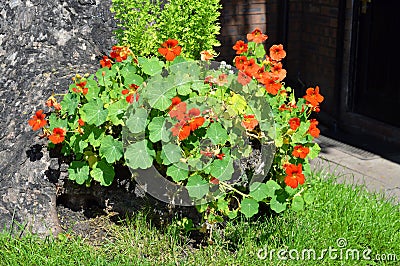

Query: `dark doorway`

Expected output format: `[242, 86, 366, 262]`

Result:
[353, 0, 400, 127]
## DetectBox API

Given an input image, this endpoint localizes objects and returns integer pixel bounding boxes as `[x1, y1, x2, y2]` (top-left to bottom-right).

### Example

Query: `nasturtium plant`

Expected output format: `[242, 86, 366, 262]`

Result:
[28, 28, 323, 227]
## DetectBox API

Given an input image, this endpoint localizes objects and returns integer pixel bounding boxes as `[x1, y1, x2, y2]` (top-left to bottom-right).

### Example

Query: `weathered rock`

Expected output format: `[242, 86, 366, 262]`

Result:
[0, 0, 117, 236]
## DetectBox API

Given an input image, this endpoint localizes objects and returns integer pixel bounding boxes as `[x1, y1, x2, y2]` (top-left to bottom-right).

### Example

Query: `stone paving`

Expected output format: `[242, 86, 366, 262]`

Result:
[311, 135, 400, 202]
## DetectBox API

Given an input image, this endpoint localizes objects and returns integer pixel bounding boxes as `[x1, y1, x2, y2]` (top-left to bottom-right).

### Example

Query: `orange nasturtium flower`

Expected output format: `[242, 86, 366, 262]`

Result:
[158, 39, 181, 61]
[303, 86, 324, 107]
[246, 28, 268, 43]
[292, 145, 310, 159]
[241, 114, 259, 131]
[269, 44, 286, 62]
[28, 110, 47, 131]
[100, 55, 112, 68]
[284, 163, 305, 189]
[289, 117, 301, 130]
[308, 119, 320, 138]
[110, 46, 133, 62]
[232, 40, 248, 55]
[200, 50, 215, 61]
[48, 127, 65, 144]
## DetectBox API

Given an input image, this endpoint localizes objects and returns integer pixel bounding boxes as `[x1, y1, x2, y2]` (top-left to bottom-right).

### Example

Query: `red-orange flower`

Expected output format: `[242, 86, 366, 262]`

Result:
[308, 119, 320, 138]
[232, 40, 248, 54]
[178, 125, 191, 141]
[100, 55, 112, 68]
[28, 110, 47, 131]
[234, 56, 248, 71]
[269, 44, 286, 61]
[210, 176, 220, 185]
[241, 114, 259, 131]
[158, 39, 181, 61]
[289, 117, 301, 130]
[122, 83, 140, 103]
[247, 28, 268, 43]
[78, 118, 85, 126]
[72, 81, 88, 95]
[303, 86, 324, 107]
[48, 127, 65, 144]
[200, 50, 215, 61]
[110, 46, 133, 62]
[284, 163, 305, 189]
[264, 75, 281, 95]
[270, 62, 287, 81]
[216, 153, 225, 160]
[189, 116, 205, 131]
[292, 145, 310, 159]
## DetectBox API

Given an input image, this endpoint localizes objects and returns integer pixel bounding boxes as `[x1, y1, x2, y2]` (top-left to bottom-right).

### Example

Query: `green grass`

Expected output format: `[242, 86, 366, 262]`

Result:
[1, 170, 399, 266]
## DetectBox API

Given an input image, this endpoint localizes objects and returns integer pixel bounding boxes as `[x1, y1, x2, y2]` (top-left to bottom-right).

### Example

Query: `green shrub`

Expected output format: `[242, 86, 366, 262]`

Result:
[111, 0, 221, 59]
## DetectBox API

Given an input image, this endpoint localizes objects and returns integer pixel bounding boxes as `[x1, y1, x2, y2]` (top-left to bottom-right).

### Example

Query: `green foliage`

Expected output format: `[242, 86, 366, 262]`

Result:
[111, 0, 221, 59]
[29, 27, 323, 231]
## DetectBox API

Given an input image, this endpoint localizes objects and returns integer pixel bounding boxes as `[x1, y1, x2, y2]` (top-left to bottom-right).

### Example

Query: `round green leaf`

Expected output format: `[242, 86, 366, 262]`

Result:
[206, 122, 229, 145]
[68, 161, 90, 185]
[291, 195, 305, 212]
[126, 107, 148, 134]
[125, 140, 155, 169]
[148, 117, 170, 142]
[240, 198, 259, 218]
[186, 175, 209, 199]
[99, 135, 123, 164]
[270, 196, 287, 213]
[81, 99, 108, 126]
[166, 163, 189, 182]
[161, 143, 182, 164]
[90, 160, 115, 186]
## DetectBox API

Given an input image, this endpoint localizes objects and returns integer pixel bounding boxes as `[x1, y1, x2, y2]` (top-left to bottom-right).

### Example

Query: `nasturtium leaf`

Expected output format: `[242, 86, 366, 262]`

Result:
[48, 113, 68, 131]
[85, 126, 105, 148]
[227, 93, 247, 116]
[144, 80, 176, 111]
[166, 163, 189, 182]
[303, 191, 314, 205]
[270, 196, 287, 213]
[96, 67, 113, 87]
[84, 77, 100, 101]
[291, 121, 310, 144]
[191, 81, 210, 94]
[60, 93, 79, 115]
[69, 134, 88, 154]
[123, 73, 143, 88]
[285, 185, 298, 196]
[206, 122, 229, 145]
[186, 174, 209, 199]
[240, 198, 259, 218]
[176, 83, 192, 95]
[107, 99, 128, 126]
[161, 143, 182, 165]
[210, 157, 234, 181]
[255, 43, 266, 58]
[125, 140, 155, 169]
[265, 180, 282, 196]
[308, 143, 321, 159]
[125, 108, 148, 134]
[249, 182, 270, 201]
[99, 135, 123, 164]
[291, 195, 305, 212]
[227, 210, 238, 219]
[68, 161, 90, 185]
[81, 99, 108, 126]
[138, 57, 164, 76]
[148, 117, 170, 142]
[90, 160, 115, 186]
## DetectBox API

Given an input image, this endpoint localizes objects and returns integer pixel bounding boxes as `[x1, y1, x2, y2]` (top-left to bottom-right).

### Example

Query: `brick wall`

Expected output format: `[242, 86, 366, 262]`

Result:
[216, 0, 279, 62]
[288, 0, 339, 121]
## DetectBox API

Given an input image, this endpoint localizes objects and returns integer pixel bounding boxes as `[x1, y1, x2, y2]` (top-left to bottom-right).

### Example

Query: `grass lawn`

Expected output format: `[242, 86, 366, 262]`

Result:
[1, 169, 399, 266]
